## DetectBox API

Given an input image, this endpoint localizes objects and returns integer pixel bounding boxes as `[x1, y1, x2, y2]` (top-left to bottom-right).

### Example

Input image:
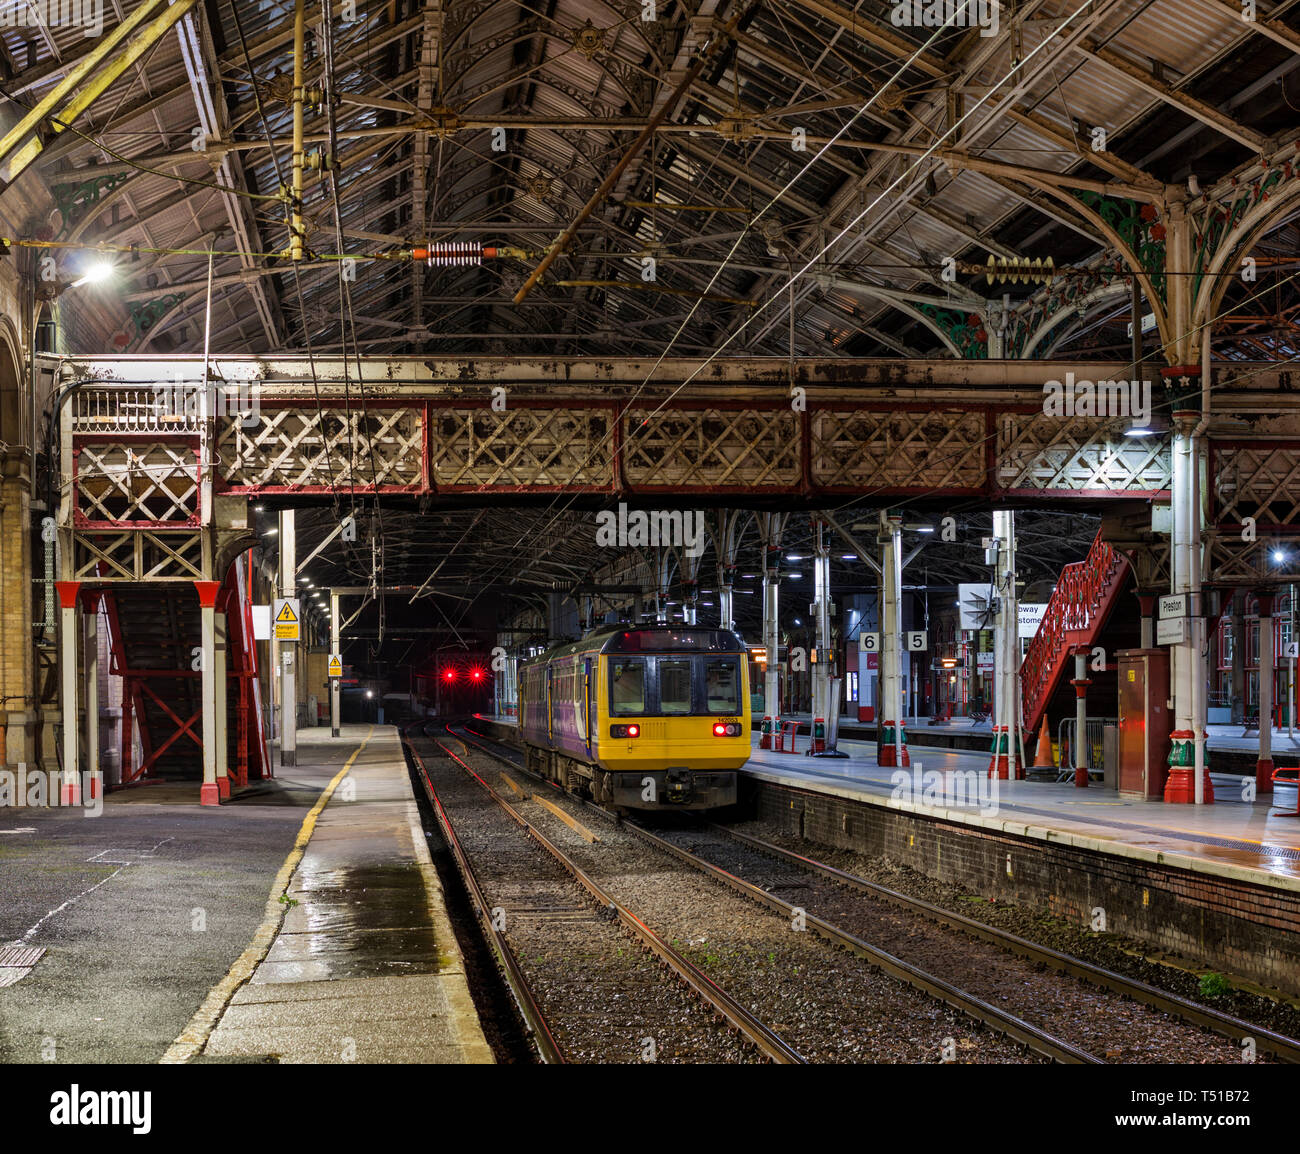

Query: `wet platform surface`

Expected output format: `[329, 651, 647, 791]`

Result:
[0, 725, 490, 1064]
[187, 726, 491, 1064]
[473, 713, 1300, 890]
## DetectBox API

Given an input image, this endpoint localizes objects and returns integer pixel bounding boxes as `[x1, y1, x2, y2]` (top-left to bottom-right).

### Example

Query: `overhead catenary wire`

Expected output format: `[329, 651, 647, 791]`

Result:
[228, 0, 357, 577]
[455, 0, 1118, 614]
[320, 0, 388, 639]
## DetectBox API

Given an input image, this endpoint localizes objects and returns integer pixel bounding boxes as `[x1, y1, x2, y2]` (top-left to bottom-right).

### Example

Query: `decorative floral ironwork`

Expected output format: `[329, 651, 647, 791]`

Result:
[916, 303, 987, 358]
[128, 293, 187, 338]
[1073, 191, 1165, 303]
[51, 171, 130, 238]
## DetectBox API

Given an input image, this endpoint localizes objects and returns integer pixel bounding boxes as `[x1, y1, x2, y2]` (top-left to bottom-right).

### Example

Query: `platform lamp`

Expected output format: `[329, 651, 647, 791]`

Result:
[30, 254, 116, 463]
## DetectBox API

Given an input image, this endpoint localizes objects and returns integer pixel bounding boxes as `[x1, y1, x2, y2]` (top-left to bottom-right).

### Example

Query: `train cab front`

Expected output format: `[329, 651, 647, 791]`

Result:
[596, 629, 751, 810]
[599, 717, 745, 810]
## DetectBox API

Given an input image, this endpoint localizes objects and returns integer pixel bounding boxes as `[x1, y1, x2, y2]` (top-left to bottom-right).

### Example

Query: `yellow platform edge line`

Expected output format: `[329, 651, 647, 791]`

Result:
[158, 727, 374, 1064]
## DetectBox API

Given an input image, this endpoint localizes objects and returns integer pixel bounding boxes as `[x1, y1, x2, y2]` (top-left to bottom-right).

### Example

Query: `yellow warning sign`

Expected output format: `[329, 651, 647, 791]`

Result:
[328, 654, 343, 679]
[273, 598, 300, 641]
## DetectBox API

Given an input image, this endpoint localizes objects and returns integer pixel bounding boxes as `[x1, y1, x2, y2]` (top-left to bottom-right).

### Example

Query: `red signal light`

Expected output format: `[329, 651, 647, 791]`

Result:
[471, 668, 483, 681]
[444, 669, 456, 682]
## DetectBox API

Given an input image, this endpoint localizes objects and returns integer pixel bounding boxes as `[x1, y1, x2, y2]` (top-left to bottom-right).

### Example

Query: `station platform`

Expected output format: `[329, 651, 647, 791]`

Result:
[471, 712, 1300, 890]
[0, 725, 490, 1064]
[763, 712, 1300, 776]
[745, 734, 1300, 889]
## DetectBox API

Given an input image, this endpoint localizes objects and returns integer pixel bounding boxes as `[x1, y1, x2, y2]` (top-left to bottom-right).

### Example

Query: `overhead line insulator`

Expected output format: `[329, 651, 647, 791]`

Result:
[409, 243, 534, 265]
[413, 242, 485, 266]
[983, 255, 1056, 286]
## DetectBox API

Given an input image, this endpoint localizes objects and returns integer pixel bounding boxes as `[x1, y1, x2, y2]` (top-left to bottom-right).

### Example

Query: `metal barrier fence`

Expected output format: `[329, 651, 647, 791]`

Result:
[1057, 717, 1117, 775]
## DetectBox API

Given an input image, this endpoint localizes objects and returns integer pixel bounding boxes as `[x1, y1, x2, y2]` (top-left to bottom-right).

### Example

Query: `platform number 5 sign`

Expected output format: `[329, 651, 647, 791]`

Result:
[906, 631, 928, 652]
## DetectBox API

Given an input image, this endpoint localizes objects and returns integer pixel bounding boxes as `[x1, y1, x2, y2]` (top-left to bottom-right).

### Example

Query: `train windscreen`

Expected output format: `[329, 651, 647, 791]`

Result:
[704, 659, 740, 713]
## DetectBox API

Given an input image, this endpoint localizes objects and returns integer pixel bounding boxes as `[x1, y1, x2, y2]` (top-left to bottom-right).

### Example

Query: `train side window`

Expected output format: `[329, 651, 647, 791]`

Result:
[659, 658, 692, 714]
[610, 659, 646, 714]
[704, 659, 739, 713]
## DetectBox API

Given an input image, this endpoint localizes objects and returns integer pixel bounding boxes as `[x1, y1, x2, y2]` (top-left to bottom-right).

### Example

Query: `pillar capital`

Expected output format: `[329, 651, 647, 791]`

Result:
[194, 580, 222, 609]
[1254, 589, 1278, 616]
[54, 580, 82, 610]
[1161, 364, 1203, 421]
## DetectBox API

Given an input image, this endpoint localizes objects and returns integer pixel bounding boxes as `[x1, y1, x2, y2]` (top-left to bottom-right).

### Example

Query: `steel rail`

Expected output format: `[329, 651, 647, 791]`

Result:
[448, 725, 1096, 1064]
[431, 730, 806, 1065]
[401, 732, 564, 1064]
[709, 822, 1300, 1065]
[454, 723, 1300, 1062]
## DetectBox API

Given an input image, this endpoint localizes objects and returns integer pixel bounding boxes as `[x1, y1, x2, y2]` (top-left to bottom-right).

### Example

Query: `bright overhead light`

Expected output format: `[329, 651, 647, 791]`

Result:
[787, 572, 802, 580]
[794, 617, 802, 625]
[841, 554, 856, 560]
[1274, 549, 1287, 563]
[785, 554, 803, 561]
[264, 527, 277, 536]
[72, 259, 114, 287]
[1124, 426, 1156, 438]
[914, 525, 935, 533]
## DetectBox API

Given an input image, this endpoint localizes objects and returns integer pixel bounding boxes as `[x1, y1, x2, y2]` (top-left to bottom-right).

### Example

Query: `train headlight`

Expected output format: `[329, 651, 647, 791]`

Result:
[610, 724, 640, 738]
[712, 722, 742, 737]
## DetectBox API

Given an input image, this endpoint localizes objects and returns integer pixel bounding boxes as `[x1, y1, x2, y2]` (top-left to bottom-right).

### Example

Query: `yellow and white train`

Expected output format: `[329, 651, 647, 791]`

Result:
[518, 625, 750, 810]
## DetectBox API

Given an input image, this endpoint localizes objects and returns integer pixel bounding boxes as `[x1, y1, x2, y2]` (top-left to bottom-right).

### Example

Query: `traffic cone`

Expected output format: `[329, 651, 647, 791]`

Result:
[1026, 718, 1057, 782]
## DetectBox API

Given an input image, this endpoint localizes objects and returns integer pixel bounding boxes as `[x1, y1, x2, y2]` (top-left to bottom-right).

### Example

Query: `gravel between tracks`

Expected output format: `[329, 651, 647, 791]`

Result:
[412, 737, 758, 1063]
[448, 739, 1040, 1063]
[650, 823, 1251, 1063]
[729, 817, 1300, 1054]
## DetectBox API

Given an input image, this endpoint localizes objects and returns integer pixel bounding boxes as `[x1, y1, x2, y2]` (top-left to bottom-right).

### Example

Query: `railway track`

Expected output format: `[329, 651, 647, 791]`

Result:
[406, 737, 563, 1064]
[404, 726, 798, 1064]
[450, 726, 1066, 1061]
[701, 822, 1300, 1065]
[454, 722, 1299, 1064]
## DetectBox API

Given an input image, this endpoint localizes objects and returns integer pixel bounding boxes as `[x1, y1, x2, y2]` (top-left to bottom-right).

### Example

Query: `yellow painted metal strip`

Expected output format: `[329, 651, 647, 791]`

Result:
[530, 794, 599, 844]
[0, 0, 172, 167]
[2, 0, 204, 183]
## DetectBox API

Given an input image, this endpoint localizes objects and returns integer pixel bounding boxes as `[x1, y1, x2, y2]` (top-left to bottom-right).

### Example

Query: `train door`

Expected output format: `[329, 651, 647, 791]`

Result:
[583, 658, 593, 755]
[546, 665, 554, 745]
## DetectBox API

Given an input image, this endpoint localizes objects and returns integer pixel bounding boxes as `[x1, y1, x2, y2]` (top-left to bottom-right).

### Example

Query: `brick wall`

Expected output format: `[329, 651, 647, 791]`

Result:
[0, 474, 34, 764]
[748, 778, 1300, 996]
